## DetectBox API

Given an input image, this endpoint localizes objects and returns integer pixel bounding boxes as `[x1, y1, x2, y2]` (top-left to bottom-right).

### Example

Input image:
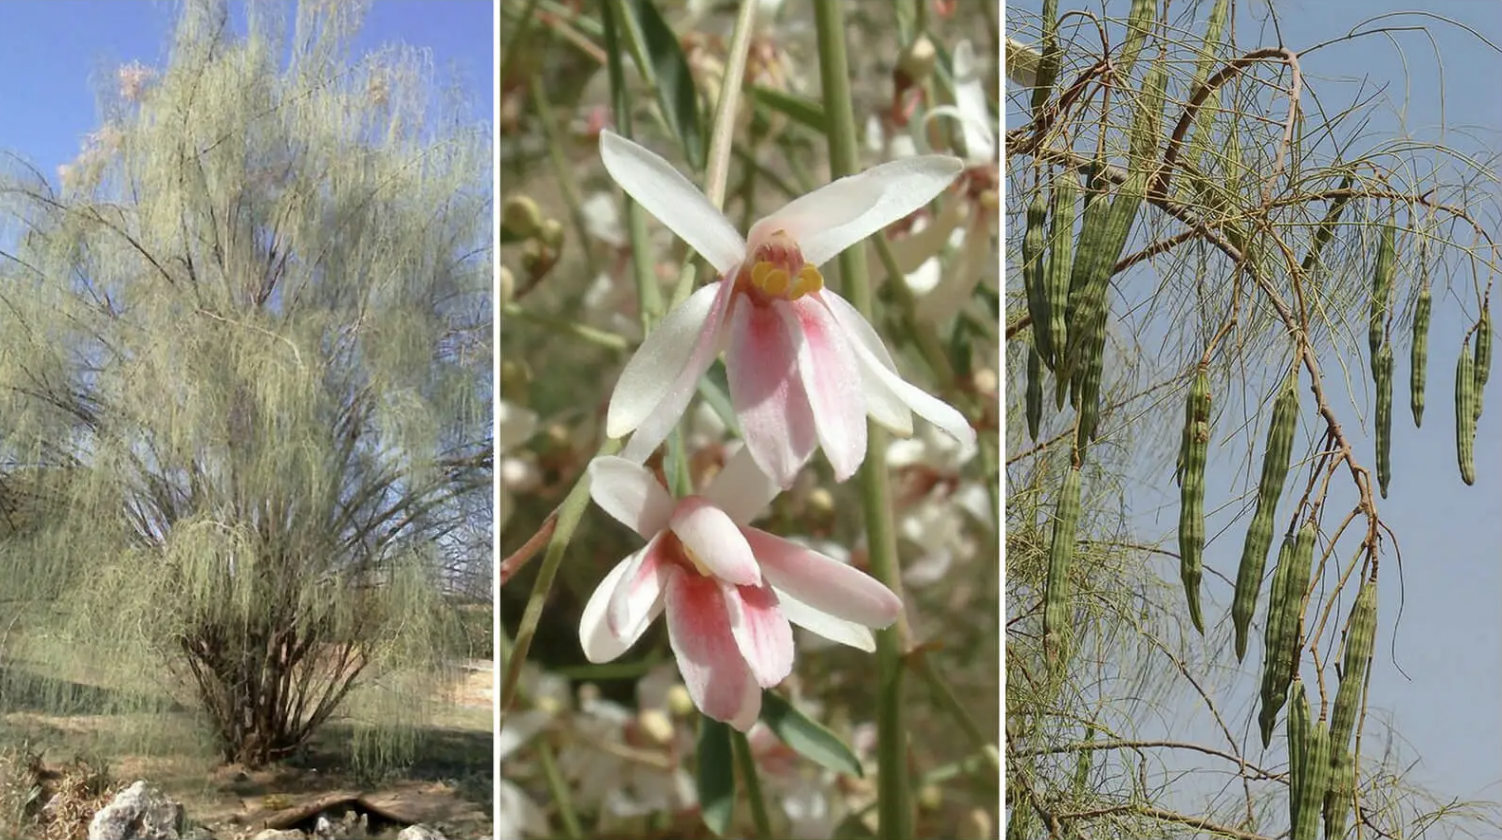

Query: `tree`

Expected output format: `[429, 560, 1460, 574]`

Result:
[0, 0, 491, 768]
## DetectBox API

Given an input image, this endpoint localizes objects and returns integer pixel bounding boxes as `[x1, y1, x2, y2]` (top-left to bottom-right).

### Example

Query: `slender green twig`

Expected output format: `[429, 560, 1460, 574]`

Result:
[536, 737, 583, 839]
[499, 0, 540, 84]
[600, 0, 662, 326]
[503, 303, 630, 351]
[813, 4, 913, 837]
[671, 0, 760, 310]
[732, 729, 773, 840]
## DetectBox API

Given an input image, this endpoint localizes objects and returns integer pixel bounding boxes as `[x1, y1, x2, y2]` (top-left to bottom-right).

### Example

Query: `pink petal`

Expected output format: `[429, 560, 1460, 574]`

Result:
[618, 279, 737, 463]
[586, 456, 674, 537]
[665, 572, 761, 730]
[668, 496, 760, 586]
[742, 527, 902, 628]
[782, 297, 868, 482]
[606, 532, 674, 639]
[726, 300, 818, 488]
[580, 548, 670, 664]
[772, 586, 877, 651]
[702, 444, 783, 525]
[721, 580, 794, 688]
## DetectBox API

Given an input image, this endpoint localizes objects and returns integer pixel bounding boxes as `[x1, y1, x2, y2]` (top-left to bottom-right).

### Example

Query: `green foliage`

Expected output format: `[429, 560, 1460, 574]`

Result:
[0, 0, 490, 771]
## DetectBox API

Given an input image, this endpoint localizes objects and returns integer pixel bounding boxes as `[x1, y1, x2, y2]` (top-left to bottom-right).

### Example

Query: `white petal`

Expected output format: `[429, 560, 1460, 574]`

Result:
[888, 198, 967, 275]
[773, 586, 875, 652]
[598, 130, 747, 274]
[751, 155, 964, 268]
[915, 213, 994, 325]
[497, 400, 538, 451]
[587, 456, 674, 537]
[607, 279, 725, 440]
[579, 550, 667, 663]
[819, 292, 914, 435]
[703, 444, 783, 525]
[497, 709, 550, 760]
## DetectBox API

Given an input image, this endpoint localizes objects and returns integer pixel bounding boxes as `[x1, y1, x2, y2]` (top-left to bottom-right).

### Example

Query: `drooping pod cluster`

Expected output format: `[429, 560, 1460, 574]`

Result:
[1232, 367, 1300, 662]
[1176, 363, 1212, 635]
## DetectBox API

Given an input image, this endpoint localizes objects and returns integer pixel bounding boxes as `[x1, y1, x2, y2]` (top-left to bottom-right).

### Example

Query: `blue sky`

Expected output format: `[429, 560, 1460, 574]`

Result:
[0, 0, 493, 183]
[1006, 0, 1501, 834]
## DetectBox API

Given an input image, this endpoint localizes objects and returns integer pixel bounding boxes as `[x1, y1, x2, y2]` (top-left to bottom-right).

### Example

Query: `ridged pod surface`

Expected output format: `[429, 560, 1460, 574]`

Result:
[1475, 307, 1492, 422]
[1059, 165, 1109, 405]
[1233, 369, 1300, 661]
[1369, 221, 1396, 371]
[1324, 580, 1377, 839]
[1117, 0, 1156, 78]
[1257, 533, 1297, 747]
[1044, 170, 1079, 371]
[1045, 466, 1084, 660]
[1075, 310, 1109, 450]
[1375, 343, 1394, 497]
[1030, 0, 1061, 115]
[1288, 680, 1311, 832]
[1457, 343, 1477, 485]
[1295, 719, 1332, 840]
[1411, 283, 1431, 427]
[1177, 365, 1211, 635]
[1183, 0, 1229, 207]
[1023, 189, 1051, 365]
[1027, 345, 1044, 442]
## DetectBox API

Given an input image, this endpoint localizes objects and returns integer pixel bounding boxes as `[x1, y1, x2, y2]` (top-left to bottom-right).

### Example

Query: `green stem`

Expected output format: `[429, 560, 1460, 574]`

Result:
[911, 652, 1000, 777]
[670, 0, 760, 310]
[499, 0, 540, 83]
[528, 73, 601, 282]
[536, 737, 583, 839]
[502, 303, 630, 351]
[732, 729, 773, 840]
[600, 0, 662, 326]
[499, 438, 622, 713]
[813, 4, 912, 837]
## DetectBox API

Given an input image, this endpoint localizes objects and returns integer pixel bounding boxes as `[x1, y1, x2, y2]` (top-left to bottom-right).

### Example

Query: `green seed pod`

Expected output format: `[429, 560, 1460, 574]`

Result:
[1412, 284, 1431, 427]
[1474, 306, 1492, 421]
[1288, 680, 1312, 832]
[1023, 188, 1051, 365]
[1375, 343, 1394, 498]
[1300, 173, 1356, 279]
[1044, 170, 1080, 370]
[1233, 369, 1300, 662]
[1370, 220, 1396, 369]
[1457, 342, 1477, 486]
[1296, 719, 1332, 840]
[1027, 345, 1044, 443]
[1178, 365, 1212, 635]
[1118, 0, 1156, 78]
[1075, 310, 1109, 450]
[1045, 466, 1084, 660]
[1258, 533, 1297, 747]
[1324, 580, 1376, 840]
[1030, 0, 1061, 115]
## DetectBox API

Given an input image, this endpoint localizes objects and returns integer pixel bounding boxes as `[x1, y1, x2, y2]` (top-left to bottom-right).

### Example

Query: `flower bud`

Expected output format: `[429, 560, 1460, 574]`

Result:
[896, 35, 937, 87]
[500, 265, 514, 306]
[539, 218, 565, 250]
[637, 708, 675, 746]
[917, 784, 943, 811]
[502, 195, 544, 239]
[957, 808, 992, 840]
[666, 684, 695, 717]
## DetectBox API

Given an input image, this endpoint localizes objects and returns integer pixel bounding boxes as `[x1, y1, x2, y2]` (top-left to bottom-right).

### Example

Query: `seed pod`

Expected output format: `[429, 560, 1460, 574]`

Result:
[1257, 533, 1297, 747]
[1475, 306, 1492, 421]
[1182, 0, 1229, 205]
[1023, 188, 1051, 365]
[1044, 466, 1084, 661]
[1411, 283, 1431, 427]
[1031, 0, 1061, 115]
[1296, 719, 1332, 840]
[1300, 172, 1356, 279]
[1075, 310, 1109, 450]
[1288, 680, 1312, 832]
[1325, 580, 1377, 840]
[1027, 345, 1044, 442]
[1178, 365, 1211, 635]
[1118, 0, 1156, 78]
[1369, 220, 1396, 370]
[1044, 169, 1080, 370]
[1375, 343, 1394, 498]
[1233, 369, 1300, 662]
[1457, 342, 1477, 485]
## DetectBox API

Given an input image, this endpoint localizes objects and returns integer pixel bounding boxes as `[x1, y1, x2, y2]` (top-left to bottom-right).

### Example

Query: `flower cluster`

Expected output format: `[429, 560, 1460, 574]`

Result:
[579, 128, 978, 729]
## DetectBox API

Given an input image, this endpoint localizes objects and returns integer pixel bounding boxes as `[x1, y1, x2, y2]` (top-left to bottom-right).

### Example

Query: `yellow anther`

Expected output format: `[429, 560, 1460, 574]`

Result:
[751, 261, 773, 287]
[760, 265, 791, 296]
[790, 264, 824, 299]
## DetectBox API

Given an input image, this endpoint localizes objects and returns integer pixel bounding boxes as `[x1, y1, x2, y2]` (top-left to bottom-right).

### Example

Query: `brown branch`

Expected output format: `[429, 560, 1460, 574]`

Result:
[1010, 738, 1283, 782]
[500, 510, 558, 586]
